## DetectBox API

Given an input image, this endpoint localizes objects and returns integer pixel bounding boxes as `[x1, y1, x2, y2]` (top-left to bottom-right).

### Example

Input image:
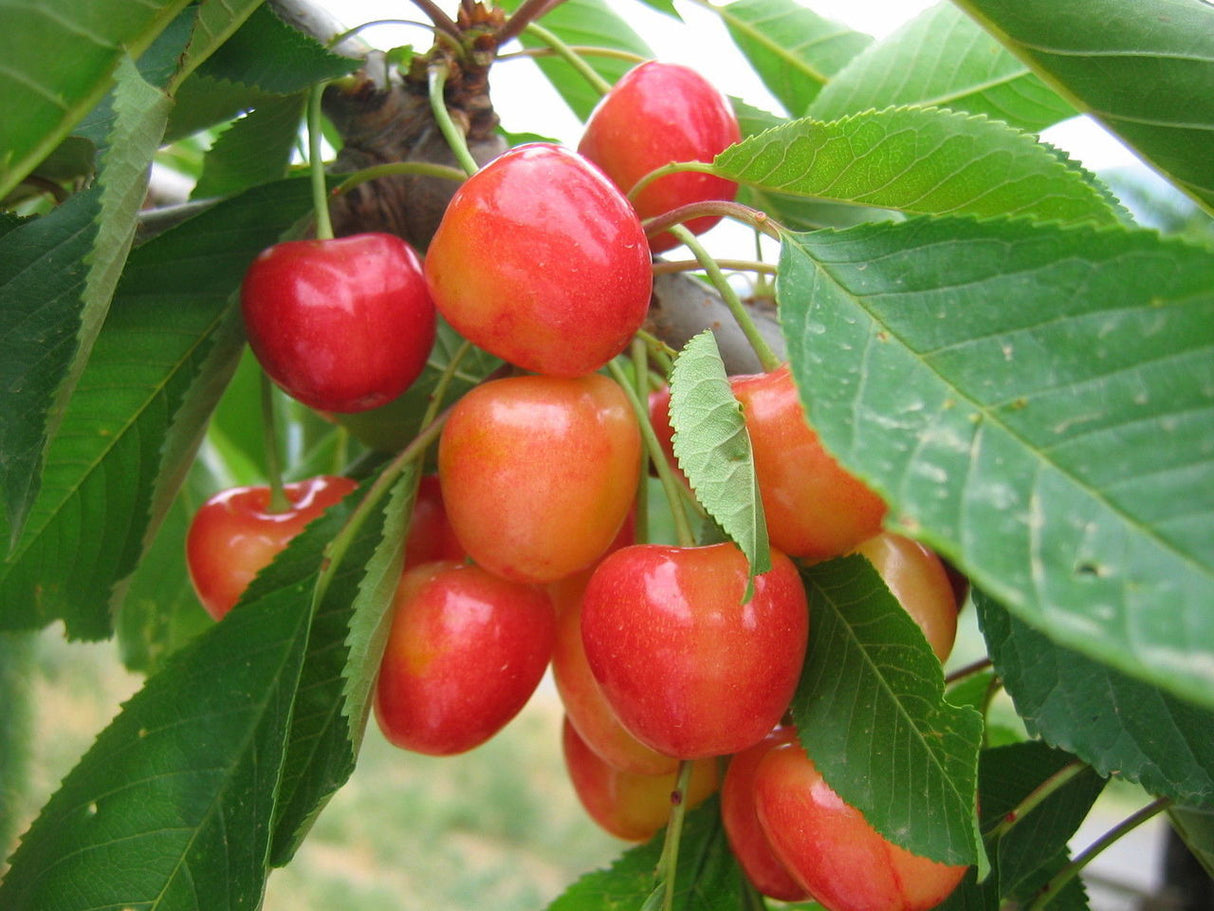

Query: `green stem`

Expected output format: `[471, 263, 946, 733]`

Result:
[630, 339, 651, 546]
[667, 224, 782, 373]
[1023, 797, 1172, 911]
[261, 373, 290, 513]
[524, 22, 613, 96]
[657, 760, 697, 911]
[986, 761, 1088, 843]
[644, 199, 784, 242]
[428, 62, 480, 177]
[606, 360, 700, 548]
[307, 83, 335, 241]
[331, 161, 467, 197]
[650, 258, 777, 277]
[497, 44, 647, 66]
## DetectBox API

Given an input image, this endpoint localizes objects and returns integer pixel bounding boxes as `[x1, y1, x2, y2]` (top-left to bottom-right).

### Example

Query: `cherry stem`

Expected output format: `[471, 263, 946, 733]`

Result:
[643, 199, 784, 243]
[307, 83, 335, 241]
[497, 44, 646, 65]
[328, 18, 437, 48]
[630, 338, 651, 546]
[428, 61, 480, 177]
[331, 161, 467, 197]
[656, 760, 696, 911]
[606, 359, 701, 548]
[523, 22, 613, 96]
[944, 656, 995, 686]
[650, 258, 777, 277]
[260, 373, 290, 514]
[665, 224, 782, 374]
[986, 760, 1088, 844]
[1023, 796, 1173, 911]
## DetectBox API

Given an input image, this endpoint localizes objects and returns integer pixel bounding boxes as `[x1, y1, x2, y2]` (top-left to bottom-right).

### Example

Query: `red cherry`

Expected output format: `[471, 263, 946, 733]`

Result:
[241, 232, 436, 413]
[402, 474, 466, 571]
[423, 143, 653, 377]
[581, 542, 809, 759]
[185, 475, 357, 621]
[578, 61, 741, 252]
[374, 561, 556, 756]
[753, 741, 969, 911]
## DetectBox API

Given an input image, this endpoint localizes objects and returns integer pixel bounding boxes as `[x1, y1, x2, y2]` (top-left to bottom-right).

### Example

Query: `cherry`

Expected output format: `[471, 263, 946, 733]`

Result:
[578, 61, 741, 253]
[424, 143, 653, 377]
[437, 373, 642, 585]
[853, 532, 959, 664]
[402, 474, 466, 571]
[185, 475, 357, 621]
[731, 365, 887, 561]
[753, 740, 969, 911]
[561, 717, 718, 842]
[580, 542, 809, 759]
[374, 560, 556, 756]
[720, 727, 811, 902]
[240, 232, 437, 413]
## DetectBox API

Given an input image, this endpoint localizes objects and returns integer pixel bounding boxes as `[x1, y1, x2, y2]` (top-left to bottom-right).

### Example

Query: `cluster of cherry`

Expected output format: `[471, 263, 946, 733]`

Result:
[186, 59, 968, 911]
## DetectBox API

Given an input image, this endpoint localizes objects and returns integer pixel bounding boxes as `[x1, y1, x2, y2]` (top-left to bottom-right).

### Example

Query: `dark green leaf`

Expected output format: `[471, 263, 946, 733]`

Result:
[176, 0, 264, 85]
[191, 93, 307, 199]
[0, 486, 355, 910]
[976, 591, 1214, 806]
[1169, 805, 1214, 879]
[716, 0, 872, 117]
[0, 179, 317, 638]
[547, 797, 745, 911]
[793, 556, 985, 866]
[0, 0, 190, 199]
[715, 108, 1121, 225]
[955, 0, 1214, 212]
[669, 331, 770, 589]
[778, 218, 1214, 710]
[810, 2, 1074, 131]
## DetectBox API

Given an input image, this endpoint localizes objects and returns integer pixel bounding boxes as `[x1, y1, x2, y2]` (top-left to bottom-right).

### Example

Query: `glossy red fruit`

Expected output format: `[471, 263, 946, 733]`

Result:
[581, 542, 809, 759]
[853, 532, 958, 664]
[731, 365, 887, 561]
[241, 232, 437, 412]
[561, 717, 719, 842]
[578, 61, 741, 253]
[186, 475, 357, 621]
[721, 727, 811, 902]
[438, 373, 642, 585]
[402, 474, 466, 571]
[753, 742, 969, 911]
[424, 143, 652, 377]
[374, 561, 556, 756]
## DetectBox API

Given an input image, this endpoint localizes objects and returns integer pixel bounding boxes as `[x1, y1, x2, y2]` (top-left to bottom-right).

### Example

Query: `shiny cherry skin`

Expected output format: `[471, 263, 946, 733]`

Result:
[374, 560, 556, 756]
[402, 474, 466, 571]
[853, 532, 959, 664]
[731, 365, 887, 561]
[438, 373, 642, 585]
[186, 475, 357, 621]
[241, 232, 436, 413]
[753, 741, 969, 911]
[561, 717, 719, 842]
[720, 727, 811, 902]
[424, 143, 652, 377]
[581, 542, 809, 759]
[578, 61, 741, 253]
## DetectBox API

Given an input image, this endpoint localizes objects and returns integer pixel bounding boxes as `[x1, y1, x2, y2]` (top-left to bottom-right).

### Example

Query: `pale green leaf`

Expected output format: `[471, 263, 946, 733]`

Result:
[810, 2, 1074, 131]
[668, 331, 770, 587]
[714, 107, 1122, 225]
[778, 217, 1214, 710]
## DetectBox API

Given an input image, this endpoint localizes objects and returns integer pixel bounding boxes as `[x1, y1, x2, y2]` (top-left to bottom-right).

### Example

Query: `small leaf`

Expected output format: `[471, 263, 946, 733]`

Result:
[976, 591, 1214, 807]
[715, 107, 1122, 225]
[793, 555, 985, 867]
[716, 0, 872, 116]
[778, 217, 1214, 711]
[191, 93, 307, 199]
[668, 331, 770, 587]
[810, 2, 1074, 131]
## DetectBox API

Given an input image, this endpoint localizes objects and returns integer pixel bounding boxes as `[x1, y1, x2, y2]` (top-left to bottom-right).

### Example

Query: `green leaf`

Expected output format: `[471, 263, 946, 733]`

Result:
[669, 331, 770, 588]
[1169, 805, 1214, 879]
[0, 56, 172, 546]
[191, 93, 307, 199]
[793, 556, 985, 867]
[810, 2, 1074, 131]
[547, 797, 745, 911]
[975, 591, 1214, 806]
[176, 0, 264, 87]
[0, 178, 317, 638]
[0, 486, 355, 911]
[954, 0, 1214, 212]
[0, 0, 190, 200]
[498, 0, 652, 121]
[777, 218, 1214, 710]
[716, 0, 872, 117]
[714, 107, 1122, 225]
